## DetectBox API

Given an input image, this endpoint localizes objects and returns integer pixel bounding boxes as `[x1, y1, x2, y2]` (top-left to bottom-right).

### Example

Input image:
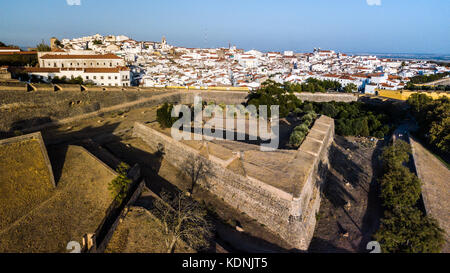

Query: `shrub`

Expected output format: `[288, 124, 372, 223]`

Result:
[246, 80, 302, 118]
[301, 113, 313, 124]
[374, 207, 445, 253]
[303, 103, 314, 113]
[321, 103, 338, 117]
[380, 140, 412, 170]
[157, 103, 178, 128]
[294, 124, 309, 134]
[293, 108, 303, 116]
[108, 162, 132, 205]
[289, 130, 306, 147]
[380, 166, 422, 209]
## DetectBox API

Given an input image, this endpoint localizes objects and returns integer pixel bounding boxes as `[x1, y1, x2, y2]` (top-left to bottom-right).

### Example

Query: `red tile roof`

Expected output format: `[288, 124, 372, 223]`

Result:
[24, 67, 60, 73]
[84, 67, 129, 73]
[40, 53, 122, 60]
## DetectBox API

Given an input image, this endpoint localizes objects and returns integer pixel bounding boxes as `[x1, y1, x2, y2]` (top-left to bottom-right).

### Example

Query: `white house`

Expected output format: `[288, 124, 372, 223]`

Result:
[24, 67, 131, 87]
[39, 53, 125, 68]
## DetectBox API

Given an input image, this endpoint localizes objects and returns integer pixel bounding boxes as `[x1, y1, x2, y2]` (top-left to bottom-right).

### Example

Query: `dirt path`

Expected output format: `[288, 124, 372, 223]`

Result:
[309, 136, 384, 253]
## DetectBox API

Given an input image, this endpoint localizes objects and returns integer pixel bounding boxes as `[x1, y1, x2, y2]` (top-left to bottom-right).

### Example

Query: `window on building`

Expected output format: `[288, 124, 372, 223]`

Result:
[115, 76, 118, 80]
[101, 76, 104, 79]
[108, 76, 111, 80]
[94, 76, 97, 79]
[86, 76, 89, 80]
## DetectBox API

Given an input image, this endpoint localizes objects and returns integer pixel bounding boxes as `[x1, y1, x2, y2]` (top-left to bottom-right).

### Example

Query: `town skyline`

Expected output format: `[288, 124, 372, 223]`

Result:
[1, 0, 449, 54]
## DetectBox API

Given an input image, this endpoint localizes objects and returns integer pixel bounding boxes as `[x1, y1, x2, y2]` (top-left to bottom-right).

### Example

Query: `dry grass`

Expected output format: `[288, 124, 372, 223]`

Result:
[0, 145, 116, 253]
[0, 139, 54, 230]
[105, 206, 194, 253]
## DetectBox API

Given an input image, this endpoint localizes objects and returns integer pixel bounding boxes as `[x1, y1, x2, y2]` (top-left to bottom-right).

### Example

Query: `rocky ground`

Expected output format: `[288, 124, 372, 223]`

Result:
[309, 136, 384, 253]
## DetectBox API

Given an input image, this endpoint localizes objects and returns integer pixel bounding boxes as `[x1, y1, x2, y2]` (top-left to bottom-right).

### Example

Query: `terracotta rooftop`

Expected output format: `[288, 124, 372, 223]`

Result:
[40, 53, 122, 60]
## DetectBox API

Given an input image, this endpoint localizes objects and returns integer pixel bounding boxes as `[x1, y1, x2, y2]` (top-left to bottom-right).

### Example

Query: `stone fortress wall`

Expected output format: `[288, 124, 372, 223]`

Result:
[132, 115, 334, 250]
[0, 85, 355, 133]
[0, 81, 339, 250]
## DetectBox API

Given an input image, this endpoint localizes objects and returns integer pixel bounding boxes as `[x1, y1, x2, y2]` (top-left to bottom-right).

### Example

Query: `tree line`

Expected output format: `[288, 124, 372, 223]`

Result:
[405, 82, 450, 91]
[409, 72, 450, 84]
[374, 140, 445, 253]
[407, 93, 449, 159]
[283, 78, 357, 93]
[300, 101, 393, 139]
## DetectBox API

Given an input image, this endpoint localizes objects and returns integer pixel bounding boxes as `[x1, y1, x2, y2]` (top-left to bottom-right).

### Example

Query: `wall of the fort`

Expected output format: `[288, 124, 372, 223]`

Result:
[180, 90, 358, 106]
[132, 115, 334, 250]
[377, 89, 450, 101]
[295, 92, 358, 102]
[0, 89, 180, 132]
[0, 85, 353, 134]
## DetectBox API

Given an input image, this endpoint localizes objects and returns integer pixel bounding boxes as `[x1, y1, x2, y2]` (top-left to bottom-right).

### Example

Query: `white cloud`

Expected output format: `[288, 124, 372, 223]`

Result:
[366, 0, 381, 6]
[66, 0, 81, 6]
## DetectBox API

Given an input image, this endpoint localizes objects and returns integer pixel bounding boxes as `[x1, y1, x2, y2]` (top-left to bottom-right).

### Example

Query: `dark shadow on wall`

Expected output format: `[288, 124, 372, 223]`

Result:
[46, 145, 68, 187]
[0, 117, 54, 140]
[322, 170, 356, 208]
[43, 122, 122, 185]
[357, 140, 384, 252]
[99, 139, 300, 253]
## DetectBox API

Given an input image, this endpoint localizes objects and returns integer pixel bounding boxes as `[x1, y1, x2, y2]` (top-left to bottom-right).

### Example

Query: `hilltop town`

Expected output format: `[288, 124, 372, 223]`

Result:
[2, 34, 449, 93]
[57, 34, 450, 92]
[0, 34, 449, 255]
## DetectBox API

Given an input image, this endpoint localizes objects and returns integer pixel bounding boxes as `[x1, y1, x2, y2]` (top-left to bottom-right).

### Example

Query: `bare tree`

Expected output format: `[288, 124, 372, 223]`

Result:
[154, 190, 213, 253]
[180, 155, 212, 194]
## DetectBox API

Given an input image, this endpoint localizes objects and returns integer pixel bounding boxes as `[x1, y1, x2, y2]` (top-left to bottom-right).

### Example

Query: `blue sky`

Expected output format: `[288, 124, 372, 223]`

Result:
[0, 0, 448, 53]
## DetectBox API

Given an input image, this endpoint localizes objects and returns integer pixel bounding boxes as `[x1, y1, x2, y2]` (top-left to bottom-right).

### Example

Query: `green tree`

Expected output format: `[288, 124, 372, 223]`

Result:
[380, 166, 422, 209]
[380, 140, 412, 170]
[36, 40, 51, 52]
[374, 207, 445, 253]
[407, 93, 433, 114]
[246, 80, 302, 118]
[108, 162, 132, 205]
[407, 95, 450, 156]
[321, 103, 338, 118]
[343, 83, 358, 93]
[289, 130, 306, 147]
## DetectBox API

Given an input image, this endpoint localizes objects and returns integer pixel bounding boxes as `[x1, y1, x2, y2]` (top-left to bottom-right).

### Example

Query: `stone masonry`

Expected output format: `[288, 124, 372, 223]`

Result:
[132, 115, 334, 250]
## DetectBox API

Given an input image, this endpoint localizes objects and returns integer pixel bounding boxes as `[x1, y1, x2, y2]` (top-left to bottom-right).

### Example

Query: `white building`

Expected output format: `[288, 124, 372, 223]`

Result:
[28, 52, 131, 86]
[24, 67, 131, 87]
[39, 53, 125, 68]
[0, 46, 21, 53]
